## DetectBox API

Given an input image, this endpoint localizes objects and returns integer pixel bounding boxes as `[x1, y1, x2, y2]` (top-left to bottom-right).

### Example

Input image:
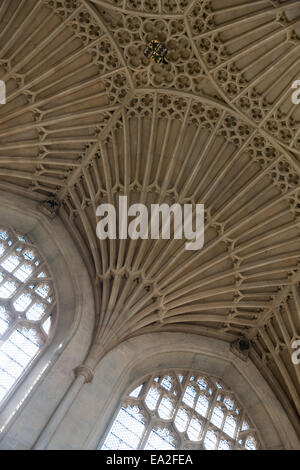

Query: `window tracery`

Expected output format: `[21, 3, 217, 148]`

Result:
[99, 370, 261, 450]
[0, 227, 56, 405]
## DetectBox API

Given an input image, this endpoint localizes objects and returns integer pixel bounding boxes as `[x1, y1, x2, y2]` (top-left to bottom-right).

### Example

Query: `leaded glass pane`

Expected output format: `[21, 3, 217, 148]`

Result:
[204, 430, 217, 450]
[245, 435, 258, 450]
[101, 406, 145, 450]
[0, 307, 9, 336]
[99, 370, 261, 450]
[219, 439, 230, 450]
[210, 406, 224, 428]
[158, 397, 174, 419]
[0, 227, 56, 405]
[195, 394, 210, 417]
[0, 328, 40, 402]
[129, 384, 143, 398]
[182, 385, 197, 408]
[175, 407, 189, 432]
[145, 386, 160, 410]
[187, 417, 202, 441]
[144, 427, 176, 450]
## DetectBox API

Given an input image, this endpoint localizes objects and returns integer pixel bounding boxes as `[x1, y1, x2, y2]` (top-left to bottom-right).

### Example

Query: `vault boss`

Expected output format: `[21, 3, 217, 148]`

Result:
[144, 40, 168, 65]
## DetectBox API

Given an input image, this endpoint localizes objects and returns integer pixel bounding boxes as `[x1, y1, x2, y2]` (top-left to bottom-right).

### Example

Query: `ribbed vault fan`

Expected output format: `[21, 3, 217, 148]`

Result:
[0, 0, 299, 435]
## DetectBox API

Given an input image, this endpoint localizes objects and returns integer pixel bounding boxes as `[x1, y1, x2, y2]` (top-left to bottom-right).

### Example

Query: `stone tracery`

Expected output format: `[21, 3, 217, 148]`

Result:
[0, 226, 56, 405]
[100, 370, 261, 450]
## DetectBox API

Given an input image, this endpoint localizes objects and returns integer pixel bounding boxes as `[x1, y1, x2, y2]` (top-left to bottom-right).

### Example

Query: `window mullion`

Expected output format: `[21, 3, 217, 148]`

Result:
[100, 369, 261, 451]
[198, 387, 218, 445]
[0, 243, 17, 263]
[139, 415, 155, 450]
[0, 227, 55, 409]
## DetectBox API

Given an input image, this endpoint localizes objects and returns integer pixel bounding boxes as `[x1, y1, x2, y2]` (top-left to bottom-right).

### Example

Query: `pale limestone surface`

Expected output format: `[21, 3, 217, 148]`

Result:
[0, 0, 299, 449]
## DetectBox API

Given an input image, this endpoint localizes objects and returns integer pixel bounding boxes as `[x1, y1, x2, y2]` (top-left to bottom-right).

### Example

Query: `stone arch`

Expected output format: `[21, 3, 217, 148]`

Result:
[0, 191, 95, 449]
[47, 332, 299, 450]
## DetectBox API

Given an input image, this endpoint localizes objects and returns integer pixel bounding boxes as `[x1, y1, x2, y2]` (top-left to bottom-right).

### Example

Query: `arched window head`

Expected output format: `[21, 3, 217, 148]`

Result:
[0, 227, 56, 405]
[100, 370, 261, 450]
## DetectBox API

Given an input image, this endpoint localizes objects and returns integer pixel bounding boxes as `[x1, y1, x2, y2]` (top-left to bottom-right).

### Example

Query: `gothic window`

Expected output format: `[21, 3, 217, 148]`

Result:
[99, 370, 261, 450]
[0, 227, 56, 405]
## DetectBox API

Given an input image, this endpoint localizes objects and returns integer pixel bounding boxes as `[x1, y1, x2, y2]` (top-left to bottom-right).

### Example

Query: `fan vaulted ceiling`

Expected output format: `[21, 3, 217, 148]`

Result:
[0, 0, 299, 437]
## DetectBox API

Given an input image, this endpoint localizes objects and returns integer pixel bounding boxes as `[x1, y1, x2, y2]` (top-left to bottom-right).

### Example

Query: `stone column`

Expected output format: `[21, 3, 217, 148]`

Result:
[32, 365, 94, 450]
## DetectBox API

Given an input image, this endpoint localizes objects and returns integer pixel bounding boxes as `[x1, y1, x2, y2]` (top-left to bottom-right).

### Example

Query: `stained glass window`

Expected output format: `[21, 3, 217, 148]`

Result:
[99, 370, 261, 450]
[0, 227, 56, 405]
